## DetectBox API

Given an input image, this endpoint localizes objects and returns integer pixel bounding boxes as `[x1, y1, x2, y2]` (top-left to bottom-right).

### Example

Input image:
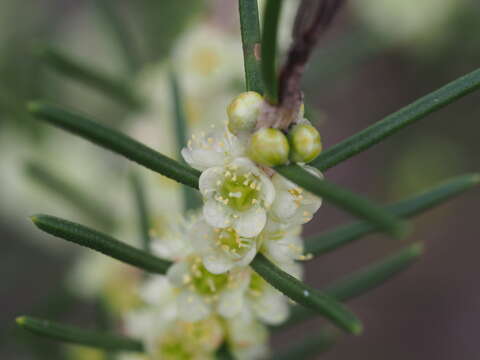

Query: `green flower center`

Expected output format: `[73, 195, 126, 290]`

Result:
[189, 258, 229, 296]
[216, 228, 252, 256]
[218, 171, 261, 212]
[249, 272, 266, 298]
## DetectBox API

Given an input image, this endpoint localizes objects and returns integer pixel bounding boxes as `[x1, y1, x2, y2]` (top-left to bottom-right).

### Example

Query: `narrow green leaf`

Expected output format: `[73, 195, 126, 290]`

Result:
[305, 173, 480, 256]
[251, 254, 362, 334]
[276, 164, 408, 238]
[239, 0, 264, 93]
[25, 161, 116, 231]
[93, 0, 140, 74]
[27, 102, 201, 189]
[129, 172, 152, 252]
[39, 46, 142, 108]
[277, 243, 423, 330]
[169, 71, 202, 210]
[273, 329, 337, 360]
[31, 214, 172, 274]
[261, 0, 283, 103]
[311, 67, 480, 171]
[16, 316, 143, 352]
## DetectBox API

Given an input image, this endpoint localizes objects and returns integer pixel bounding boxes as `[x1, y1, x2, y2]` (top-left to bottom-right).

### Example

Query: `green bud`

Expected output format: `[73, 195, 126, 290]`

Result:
[227, 91, 263, 135]
[288, 123, 322, 163]
[248, 128, 290, 167]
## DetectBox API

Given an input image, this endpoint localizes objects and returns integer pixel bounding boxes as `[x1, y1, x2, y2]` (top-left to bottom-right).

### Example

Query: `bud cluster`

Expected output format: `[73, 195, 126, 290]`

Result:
[227, 92, 322, 167]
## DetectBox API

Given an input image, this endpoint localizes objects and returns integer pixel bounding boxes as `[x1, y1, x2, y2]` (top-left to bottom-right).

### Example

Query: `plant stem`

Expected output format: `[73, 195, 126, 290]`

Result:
[239, 0, 264, 94]
[130, 172, 152, 252]
[261, 0, 283, 103]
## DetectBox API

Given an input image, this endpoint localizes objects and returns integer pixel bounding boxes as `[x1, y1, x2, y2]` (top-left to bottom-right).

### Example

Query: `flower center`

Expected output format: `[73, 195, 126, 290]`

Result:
[248, 272, 266, 298]
[219, 170, 261, 212]
[188, 258, 229, 296]
[215, 228, 252, 256]
[288, 187, 304, 207]
[191, 47, 221, 76]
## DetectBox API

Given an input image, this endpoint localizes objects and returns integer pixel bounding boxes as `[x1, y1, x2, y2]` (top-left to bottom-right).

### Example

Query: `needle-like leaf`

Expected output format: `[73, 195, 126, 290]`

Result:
[239, 0, 264, 93]
[129, 172, 152, 252]
[277, 242, 423, 330]
[16, 316, 143, 352]
[272, 329, 337, 360]
[169, 71, 202, 210]
[251, 253, 362, 334]
[27, 102, 201, 189]
[276, 164, 408, 238]
[31, 214, 172, 274]
[25, 161, 116, 231]
[93, 0, 140, 74]
[261, 0, 283, 103]
[311, 67, 480, 171]
[39, 46, 142, 108]
[305, 173, 480, 256]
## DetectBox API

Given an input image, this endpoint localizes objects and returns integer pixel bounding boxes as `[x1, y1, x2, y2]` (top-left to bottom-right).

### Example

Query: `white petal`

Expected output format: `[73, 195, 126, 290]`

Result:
[203, 250, 235, 274]
[181, 147, 225, 171]
[166, 261, 190, 287]
[218, 289, 245, 318]
[259, 174, 275, 206]
[230, 157, 256, 173]
[270, 190, 297, 221]
[139, 276, 174, 305]
[199, 167, 223, 195]
[233, 207, 266, 238]
[177, 291, 210, 322]
[253, 286, 289, 325]
[189, 219, 216, 254]
[235, 246, 258, 267]
[203, 199, 232, 229]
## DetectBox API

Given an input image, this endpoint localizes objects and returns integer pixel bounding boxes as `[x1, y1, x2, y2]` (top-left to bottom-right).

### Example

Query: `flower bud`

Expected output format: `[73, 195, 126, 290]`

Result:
[227, 91, 263, 135]
[248, 128, 289, 167]
[288, 123, 322, 163]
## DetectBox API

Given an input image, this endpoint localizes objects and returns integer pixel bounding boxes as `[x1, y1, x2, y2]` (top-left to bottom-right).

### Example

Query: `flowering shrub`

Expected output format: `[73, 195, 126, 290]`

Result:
[11, 1, 480, 360]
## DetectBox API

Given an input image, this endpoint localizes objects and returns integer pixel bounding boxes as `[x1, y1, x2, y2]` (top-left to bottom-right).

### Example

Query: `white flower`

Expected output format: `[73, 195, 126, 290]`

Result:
[260, 220, 308, 264]
[150, 214, 197, 262]
[269, 166, 323, 225]
[199, 157, 275, 238]
[226, 310, 270, 360]
[146, 316, 224, 360]
[189, 218, 258, 274]
[167, 256, 250, 321]
[67, 251, 142, 314]
[182, 127, 246, 171]
[125, 308, 224, 360]
[172, 23, 243, 95]
[246, 271, 290, 326]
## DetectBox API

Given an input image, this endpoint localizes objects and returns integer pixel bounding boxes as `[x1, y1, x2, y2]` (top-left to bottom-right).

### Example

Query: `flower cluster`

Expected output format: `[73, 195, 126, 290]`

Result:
[121, 92, 324, 359]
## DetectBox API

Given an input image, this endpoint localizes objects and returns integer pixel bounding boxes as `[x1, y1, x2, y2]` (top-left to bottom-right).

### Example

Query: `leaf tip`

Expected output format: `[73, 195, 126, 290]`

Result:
[409, 242, 425, 257]
[30, 215, 41, 224]
[470, 173, 480, 185]
[15, 316, 27, 326]
[27, 101, 42, 114]
[351, 320, 363, 335]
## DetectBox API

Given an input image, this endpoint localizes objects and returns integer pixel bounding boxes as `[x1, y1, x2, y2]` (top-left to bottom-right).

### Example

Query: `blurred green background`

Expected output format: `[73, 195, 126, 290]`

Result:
[1, 0, 479, 359]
